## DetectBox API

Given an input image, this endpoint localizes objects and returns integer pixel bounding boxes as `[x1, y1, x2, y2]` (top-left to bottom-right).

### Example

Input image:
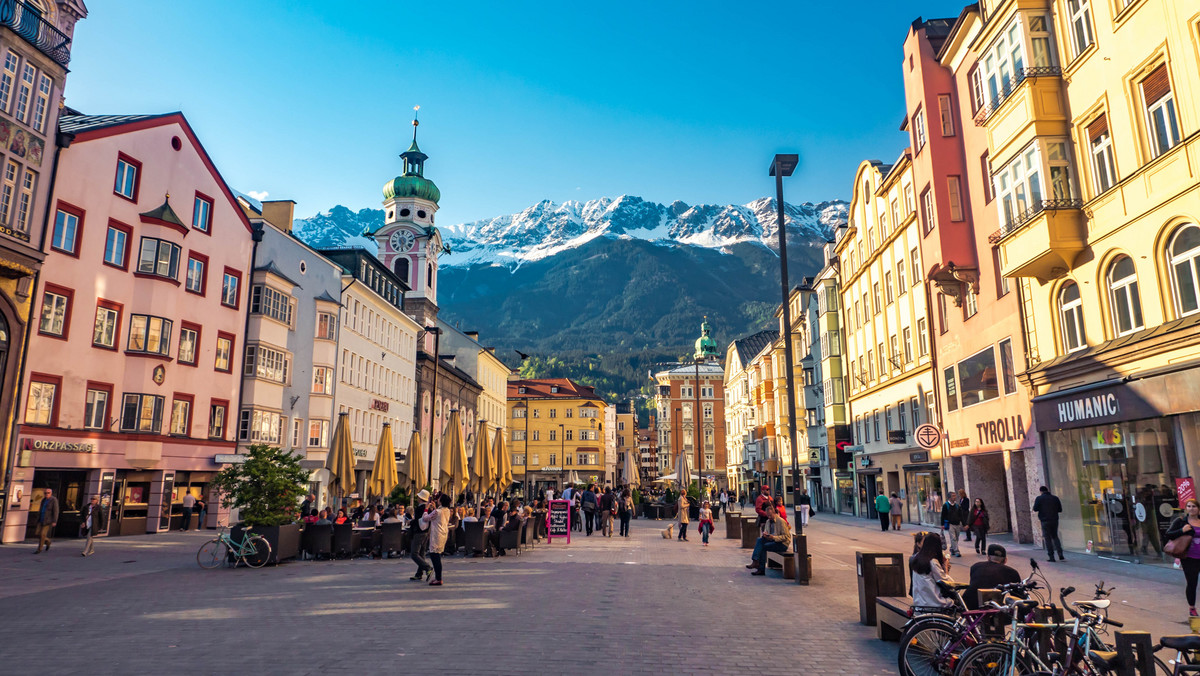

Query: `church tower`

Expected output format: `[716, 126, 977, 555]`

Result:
[372, 108, 443, 327]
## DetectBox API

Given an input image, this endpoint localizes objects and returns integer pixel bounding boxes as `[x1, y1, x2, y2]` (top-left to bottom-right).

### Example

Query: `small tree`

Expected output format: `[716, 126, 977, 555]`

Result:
[687, 480, 702, 502]
[211, 444, 308, 527]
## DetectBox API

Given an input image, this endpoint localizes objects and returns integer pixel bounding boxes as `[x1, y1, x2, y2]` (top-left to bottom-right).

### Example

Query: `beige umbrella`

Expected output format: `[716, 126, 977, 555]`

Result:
[492, 427, 511, 495]
[469, 420, 493, 497]
[369, 422, 399, 502]
[324, 412, 355, 503]
[399, 429, 425, 505]
[626, 450, 641, 488]
[676, 451, 693, 493]
[439, 409, 469, 496]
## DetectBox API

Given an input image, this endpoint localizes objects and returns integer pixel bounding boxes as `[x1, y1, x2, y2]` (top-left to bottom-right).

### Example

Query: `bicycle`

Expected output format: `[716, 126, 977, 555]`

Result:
[196, 524, 272, 569]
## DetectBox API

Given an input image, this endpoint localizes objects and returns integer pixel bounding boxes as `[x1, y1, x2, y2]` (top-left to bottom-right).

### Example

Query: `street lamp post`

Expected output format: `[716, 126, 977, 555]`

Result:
[770, 153, 803, 534]
[424, 325, 442, 488]
[558, 423, 565, 494]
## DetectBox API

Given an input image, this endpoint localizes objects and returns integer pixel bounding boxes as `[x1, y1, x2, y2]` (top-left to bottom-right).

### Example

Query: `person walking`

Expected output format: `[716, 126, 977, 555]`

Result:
[32, 488, 59, 554]
[874, 491, 891, 532]
[888, 492, 903, 531]
[180, 492, 196, 531]
[941, 494, 963, 557]
[80, 495, 101, 557]
[1166, 498, 1200, 617]
[422, 493, 452, 586]
[968, 498, 990, 554]
[618, 489, 633, 537]
[958, 489, 972, 543]
[798, 489, 811, 527]
[718, 489, 728, 520]
[409, 489, 433, 581]
[600, 487, 615, 537]
[676, 493, 690, 541]
[697, 501, 714, 546]
[1032, 485, 1065, 562]
[581, 484, 597, 536]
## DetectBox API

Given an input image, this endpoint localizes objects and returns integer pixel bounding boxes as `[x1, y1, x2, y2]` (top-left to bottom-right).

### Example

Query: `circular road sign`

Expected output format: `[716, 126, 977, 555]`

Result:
[915, 424, 943, 451]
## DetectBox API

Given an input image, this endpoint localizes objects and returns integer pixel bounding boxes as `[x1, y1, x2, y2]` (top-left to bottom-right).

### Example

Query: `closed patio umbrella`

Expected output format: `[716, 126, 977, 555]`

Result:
[469, 420, 493, 498]
[369, 422, 398, 502]
[439, 409, 468, 497]
[325, 412, 355, 504]
[626, 450, 641, 488]
[399, 430, 425, 505]
[492, 427, 510, 495]
[675, 451, 693, 495]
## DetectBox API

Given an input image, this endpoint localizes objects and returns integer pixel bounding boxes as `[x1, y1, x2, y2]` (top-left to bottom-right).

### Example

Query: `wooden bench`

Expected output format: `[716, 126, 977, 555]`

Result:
[875, 596, 912, 641]
[765, 551, 795, 580]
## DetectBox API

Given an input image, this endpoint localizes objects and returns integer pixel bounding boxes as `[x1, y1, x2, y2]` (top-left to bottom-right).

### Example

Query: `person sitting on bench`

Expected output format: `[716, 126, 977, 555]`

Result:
[488, 506, 521, 556]
[748, 507, 792, 576]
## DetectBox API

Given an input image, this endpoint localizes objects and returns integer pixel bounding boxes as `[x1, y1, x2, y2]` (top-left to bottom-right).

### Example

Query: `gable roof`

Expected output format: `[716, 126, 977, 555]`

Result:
[508, 378, 604, 402]
[734, 330, 779, 366]
[59, 112, 253, 234]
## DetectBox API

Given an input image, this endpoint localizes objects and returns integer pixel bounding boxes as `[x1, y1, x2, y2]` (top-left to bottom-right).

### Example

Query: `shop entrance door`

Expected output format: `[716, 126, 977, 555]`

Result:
[905, 468, 942, 526]
[27, 471, 88, 539]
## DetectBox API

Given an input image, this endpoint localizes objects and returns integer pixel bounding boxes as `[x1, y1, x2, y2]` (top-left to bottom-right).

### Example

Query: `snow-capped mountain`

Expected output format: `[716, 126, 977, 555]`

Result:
[439, 195, 847, 268]
[291, 196, 847, 269]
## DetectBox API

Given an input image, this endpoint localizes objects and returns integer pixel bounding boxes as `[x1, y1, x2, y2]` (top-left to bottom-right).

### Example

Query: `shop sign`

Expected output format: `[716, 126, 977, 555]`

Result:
[858, 456, 872, 469]
[974, 415, 1026, 445]
[909, 451, 929, 464]
[887, 430, 906, 444]
[370, 399, 390, 412]
[213, 454, 247, 464]
[1177, 477, 1196, 504]
[353, 448, 369, 458]
[914, 424, 942, 451]
[1034, 381, 1161, 431]
[22, 438, 95, 453]
[1091, 425, 1123, 449]
[949, 438, 970, 449]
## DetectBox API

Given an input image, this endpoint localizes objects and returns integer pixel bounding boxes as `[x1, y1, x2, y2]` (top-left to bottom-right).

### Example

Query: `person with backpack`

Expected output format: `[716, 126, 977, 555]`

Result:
[941, 494, 963, 558]
[581, 484, 597, 536]
[618, 489, 633, 537]
[968, 498, 990, 554]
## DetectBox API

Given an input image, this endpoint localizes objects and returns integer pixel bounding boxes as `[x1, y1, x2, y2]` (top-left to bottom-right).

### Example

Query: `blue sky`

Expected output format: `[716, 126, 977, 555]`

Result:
[66, 1, 971, 225]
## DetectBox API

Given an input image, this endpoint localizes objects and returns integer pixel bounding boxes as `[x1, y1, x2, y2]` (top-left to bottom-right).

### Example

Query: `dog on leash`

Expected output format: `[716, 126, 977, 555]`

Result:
[661, 524, 674, 539]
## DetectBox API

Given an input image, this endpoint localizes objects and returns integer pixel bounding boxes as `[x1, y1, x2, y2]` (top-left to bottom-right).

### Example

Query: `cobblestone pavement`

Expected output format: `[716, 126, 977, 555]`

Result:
[0, 510, 1193, 675]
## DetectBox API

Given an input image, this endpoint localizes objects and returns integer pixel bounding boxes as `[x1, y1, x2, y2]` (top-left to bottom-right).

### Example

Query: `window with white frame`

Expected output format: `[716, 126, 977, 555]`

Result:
[1106, 255, 1143, 337]
[51, 206, 78, 254]
[0, 51, 16, 112]
[903, 327, 913, 363]
[1088, 114, 1117, 194]
[913, 108, 927, 151]
[93, 305, 119, 349]
[249, 285, 293, 325]
[316, 312, 337, 340]
[38, 290, 67, 336]
[32, 73, 50, 132]
[921, 187, 935, 234]
[995, 142, 1042, 227]
[0, 160, 15, 224]
[1045, 140, 1075, 201]
[25, 379, 56, 424]
[137, 237, 180, 280]
[169, 398, 191, 436]
[947, 176, 964, 221]
[313, 366, 334, 395]
[291, 418, 303, 449]
[185, 255, 205, 293]
[14, 168, 33, 233]
[1066, 0, 1094, 59]
[192, 194, 212, 233]
[910, 248, 920, 285]
[114, 157, 138, 200]
[1169, 225, 1200, 317]
[84, 388, 108, 430]
[1142, 65, 1180, 158]
[999, 338, 1017, 395]
[1059, 282, 1087, 353]
[308, 419, 329, 447]
[980, 18, 1025, 108]
[14, 63, 32, 122]
[178, 326, 197, 365]
[221, 270, 240, 308]
[239, 408, 283, 443]
[917, 318, 929, 355]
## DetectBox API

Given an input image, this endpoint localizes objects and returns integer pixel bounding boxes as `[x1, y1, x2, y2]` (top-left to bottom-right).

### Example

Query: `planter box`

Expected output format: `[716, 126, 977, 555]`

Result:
[233, 522, 301, 565]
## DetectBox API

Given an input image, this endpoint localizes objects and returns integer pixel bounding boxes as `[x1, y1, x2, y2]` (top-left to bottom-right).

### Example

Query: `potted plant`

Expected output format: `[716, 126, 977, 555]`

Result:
[687, 481, 702, 520]
[211, 444, 308, 564]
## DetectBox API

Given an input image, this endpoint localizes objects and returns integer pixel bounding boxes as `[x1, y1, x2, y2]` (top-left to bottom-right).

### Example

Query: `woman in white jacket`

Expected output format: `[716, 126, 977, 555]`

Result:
[911, 532, 955, 608]
[421, 493, 453, 587]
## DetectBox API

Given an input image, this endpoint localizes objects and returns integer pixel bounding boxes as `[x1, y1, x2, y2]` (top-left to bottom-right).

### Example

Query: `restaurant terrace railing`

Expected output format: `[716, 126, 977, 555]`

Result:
[0, 0, 71, 68]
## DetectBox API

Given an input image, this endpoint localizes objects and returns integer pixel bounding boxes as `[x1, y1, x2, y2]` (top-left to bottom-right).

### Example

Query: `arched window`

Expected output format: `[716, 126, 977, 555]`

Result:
[1169, 225, 1200, 317]
[1106, 255, 1143, 336]
[1058, 282, 1086, 353]
[393, 257, 409, 285]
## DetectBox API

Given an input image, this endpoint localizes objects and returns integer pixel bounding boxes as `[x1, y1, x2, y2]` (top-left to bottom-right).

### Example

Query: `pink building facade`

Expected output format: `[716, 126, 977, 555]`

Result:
[3, 113, 253, 542]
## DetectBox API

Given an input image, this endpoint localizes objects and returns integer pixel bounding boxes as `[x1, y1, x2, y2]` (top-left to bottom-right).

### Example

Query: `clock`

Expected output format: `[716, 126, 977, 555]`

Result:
[389, 229, 416, 252]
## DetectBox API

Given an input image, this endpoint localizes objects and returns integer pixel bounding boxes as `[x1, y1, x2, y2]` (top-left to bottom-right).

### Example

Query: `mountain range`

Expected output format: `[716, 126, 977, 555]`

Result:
[292, 195, 847, 400]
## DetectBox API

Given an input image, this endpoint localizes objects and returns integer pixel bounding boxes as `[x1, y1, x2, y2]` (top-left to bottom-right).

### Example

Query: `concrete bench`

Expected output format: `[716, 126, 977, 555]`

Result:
[765, 550, 795, 580]
[876, 596, 912, 641]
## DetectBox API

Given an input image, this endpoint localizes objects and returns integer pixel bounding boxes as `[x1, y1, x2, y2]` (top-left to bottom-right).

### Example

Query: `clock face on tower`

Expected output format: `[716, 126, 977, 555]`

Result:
[389, 229, 416, 253]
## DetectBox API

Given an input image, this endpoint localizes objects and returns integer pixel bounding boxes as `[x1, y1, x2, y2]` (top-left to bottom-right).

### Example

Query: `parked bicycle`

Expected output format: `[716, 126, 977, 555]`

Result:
[196, 524, 271, 569]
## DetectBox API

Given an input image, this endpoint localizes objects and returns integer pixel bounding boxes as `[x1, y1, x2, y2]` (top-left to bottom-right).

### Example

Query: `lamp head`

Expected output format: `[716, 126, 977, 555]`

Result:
[769, 153, 799, 177]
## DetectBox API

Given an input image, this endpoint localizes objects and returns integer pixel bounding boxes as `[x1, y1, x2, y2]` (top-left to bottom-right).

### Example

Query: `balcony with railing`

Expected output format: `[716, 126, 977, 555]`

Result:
[0, 1, 72, 68]
[991, 199, 1086, 280]
[974, 67, 1062, 126]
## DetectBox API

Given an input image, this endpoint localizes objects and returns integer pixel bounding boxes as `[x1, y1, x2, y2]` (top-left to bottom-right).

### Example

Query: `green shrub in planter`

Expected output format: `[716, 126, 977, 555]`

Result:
[211, 444, 308, 527]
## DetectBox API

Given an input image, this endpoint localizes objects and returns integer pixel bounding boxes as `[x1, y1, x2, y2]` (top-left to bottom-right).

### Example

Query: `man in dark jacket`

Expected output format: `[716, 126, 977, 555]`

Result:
[966, 544, 1022, 609]
[600, 488, 615, 537]
[957, 489, 972, 542]
[33, 488, 59, 554]
[941, 496, 963, 557]
[1032, 486, 1065, 562]
[581, 485, 597, 536]
[409, 489, 432, 579]
[489, 506, 522, 556]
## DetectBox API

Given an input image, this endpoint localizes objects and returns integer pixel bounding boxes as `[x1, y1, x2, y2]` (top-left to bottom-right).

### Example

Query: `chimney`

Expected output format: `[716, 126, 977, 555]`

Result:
[261, 200, 296, 233]
[465, 331, 479, 341]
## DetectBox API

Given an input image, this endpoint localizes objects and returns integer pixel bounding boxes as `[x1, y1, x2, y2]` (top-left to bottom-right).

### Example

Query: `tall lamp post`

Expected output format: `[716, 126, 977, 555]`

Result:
[424, 325, 442, 488]
[515, 399, 530, 500]
[558, 423, 565, 493]
[770, 153, 802, 532]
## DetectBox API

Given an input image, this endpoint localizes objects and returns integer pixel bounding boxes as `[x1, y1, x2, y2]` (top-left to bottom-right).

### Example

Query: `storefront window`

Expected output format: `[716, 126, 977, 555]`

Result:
[958, 346, 1000, 407]
[1045, 418, 1180, 562]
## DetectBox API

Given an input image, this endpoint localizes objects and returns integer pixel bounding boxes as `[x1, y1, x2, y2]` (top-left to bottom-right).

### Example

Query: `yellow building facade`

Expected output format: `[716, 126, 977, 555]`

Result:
[980, 0, 1200, 561]
[507, 378, 607, 495]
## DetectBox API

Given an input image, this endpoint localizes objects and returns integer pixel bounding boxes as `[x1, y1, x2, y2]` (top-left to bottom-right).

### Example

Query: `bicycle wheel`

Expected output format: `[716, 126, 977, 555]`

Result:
[197, 539, 230, 569]
[900, 617, 971, 676]
[242, 535, 272, 568]
[953, 642, 1032, 676]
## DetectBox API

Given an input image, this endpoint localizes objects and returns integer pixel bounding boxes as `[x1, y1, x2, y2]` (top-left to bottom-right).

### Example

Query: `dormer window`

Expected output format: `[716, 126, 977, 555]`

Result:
[518, 387, 526, 394]
[550, 386, 559, 393]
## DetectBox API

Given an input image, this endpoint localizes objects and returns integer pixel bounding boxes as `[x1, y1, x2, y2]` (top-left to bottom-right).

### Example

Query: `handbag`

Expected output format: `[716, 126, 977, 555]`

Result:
[1166, 533, 1193, 558]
